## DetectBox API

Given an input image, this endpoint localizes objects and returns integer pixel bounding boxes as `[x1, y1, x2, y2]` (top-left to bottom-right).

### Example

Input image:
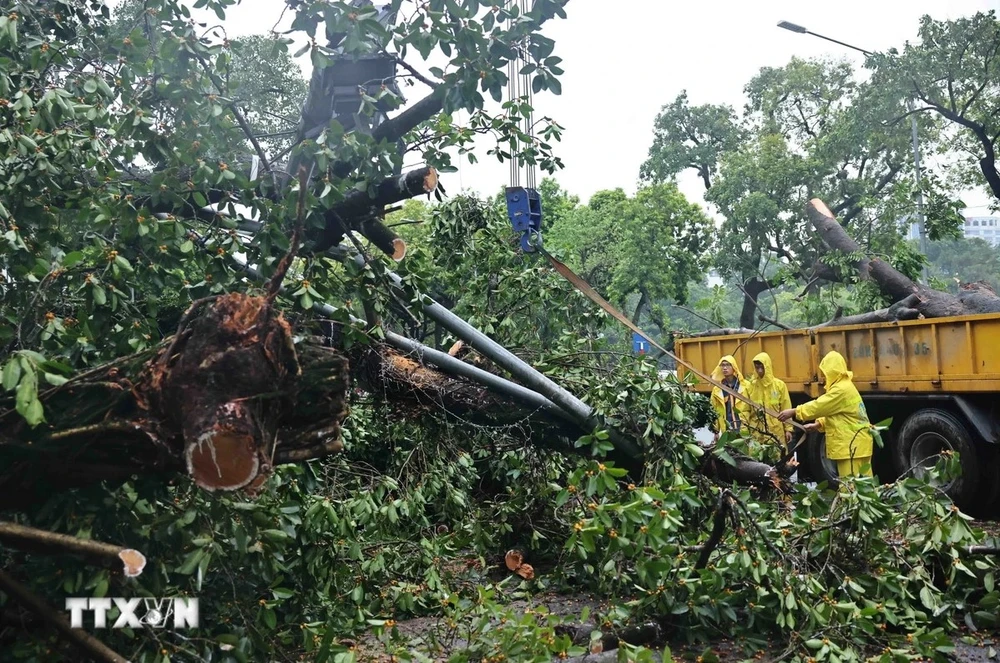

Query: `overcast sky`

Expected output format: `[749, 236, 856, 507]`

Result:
[200, 0, 1000, 214]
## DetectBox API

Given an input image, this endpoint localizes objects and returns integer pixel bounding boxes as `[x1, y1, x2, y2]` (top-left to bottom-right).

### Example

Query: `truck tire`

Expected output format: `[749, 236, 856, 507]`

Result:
[897, 409, 980, 508]
[801, 431, 839, 487]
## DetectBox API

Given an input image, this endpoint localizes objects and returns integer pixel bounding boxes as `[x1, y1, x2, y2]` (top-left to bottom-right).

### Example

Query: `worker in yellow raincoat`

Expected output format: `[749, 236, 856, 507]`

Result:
[777, 350, 874, 477]
[710, 355, 748, 441]
[745, 352, 793, 461]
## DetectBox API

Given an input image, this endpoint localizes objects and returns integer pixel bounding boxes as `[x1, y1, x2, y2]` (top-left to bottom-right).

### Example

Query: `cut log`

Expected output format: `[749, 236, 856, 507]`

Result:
[0, 521, 146, 578]
[360, 217, 408, 260]
[807, 198, 1000, 318]
[140, 293, 300, 492]
[184, 401, 263, 492]
[0, 295, 350, 510]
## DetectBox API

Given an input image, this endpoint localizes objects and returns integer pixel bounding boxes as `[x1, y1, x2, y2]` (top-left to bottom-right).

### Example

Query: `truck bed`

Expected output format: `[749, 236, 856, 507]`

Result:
[674, 312, 1000, 398]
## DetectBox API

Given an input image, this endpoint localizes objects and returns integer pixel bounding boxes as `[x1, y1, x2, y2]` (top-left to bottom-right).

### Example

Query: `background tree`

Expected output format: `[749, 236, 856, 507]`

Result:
[547, 182, 713, 334]
[641, 57, 957, 328]
[871, 11, 1000, 204]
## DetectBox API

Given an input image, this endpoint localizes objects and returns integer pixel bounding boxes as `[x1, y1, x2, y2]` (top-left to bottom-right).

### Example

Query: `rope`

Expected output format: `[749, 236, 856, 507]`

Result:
[536, 246, 806, 432]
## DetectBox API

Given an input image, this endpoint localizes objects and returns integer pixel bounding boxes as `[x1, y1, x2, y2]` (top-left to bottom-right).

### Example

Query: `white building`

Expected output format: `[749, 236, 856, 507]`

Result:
[963, 216, 1000, 246]
[905, 214, 1000, 247]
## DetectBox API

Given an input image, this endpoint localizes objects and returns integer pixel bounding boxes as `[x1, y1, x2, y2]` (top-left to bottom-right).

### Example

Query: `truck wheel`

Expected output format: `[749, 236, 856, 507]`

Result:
[801, 432, 839, 486]
[898, 409, 980, 508]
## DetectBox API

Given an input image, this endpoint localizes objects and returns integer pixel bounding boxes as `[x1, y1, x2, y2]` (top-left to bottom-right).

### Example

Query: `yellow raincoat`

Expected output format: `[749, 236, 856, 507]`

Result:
[794, 351, 874, 477]
[710, 355, 748, 436]
[745, 352, 792, 452]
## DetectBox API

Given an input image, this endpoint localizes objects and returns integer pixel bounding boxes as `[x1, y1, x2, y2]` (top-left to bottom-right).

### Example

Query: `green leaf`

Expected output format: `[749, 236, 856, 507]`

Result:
[83, 78, 98, 94]
[114, 255, 133, 274]
[262, 607, 277, 629]
[176, 548, 206, 575]
[2, 359, 21, 391]
[43, 372, 69, 386]
[92, 285, 107, 305]
[23, 398, 44, 426]
[62, 251, 85, 268]
[15, 367, 37, 413]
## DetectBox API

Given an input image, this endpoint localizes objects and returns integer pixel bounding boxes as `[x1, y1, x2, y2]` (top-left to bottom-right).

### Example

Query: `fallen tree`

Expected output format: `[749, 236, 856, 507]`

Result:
[805, 198, 1000, 322]
[677, 198, 1000, 339]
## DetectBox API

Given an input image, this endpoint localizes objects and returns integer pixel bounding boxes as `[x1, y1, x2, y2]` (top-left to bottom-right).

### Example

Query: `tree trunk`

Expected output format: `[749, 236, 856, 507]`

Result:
[806, 198, 1000, 318]
[632, 290, 649, 325]
[0, 295, 350, 511]
[739, 277, 771, 329]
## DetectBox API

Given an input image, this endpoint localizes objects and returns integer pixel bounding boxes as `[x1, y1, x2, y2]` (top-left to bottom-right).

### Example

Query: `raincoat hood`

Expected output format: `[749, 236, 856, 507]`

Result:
[752, 352, 775, 386]
[819, 351, 852, 391]
[710, 355, 744, 406]
[711, 355, 744, 384]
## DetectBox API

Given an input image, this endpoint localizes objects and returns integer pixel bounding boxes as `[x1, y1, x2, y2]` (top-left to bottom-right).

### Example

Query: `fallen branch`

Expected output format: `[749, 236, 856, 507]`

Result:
[0, 521, 146, 578]
[0, 570, 129, 663]
[809, 294, 922, 329]
[965, 545, 1000, 555]
[673, 327, 759, 339]
[696, 492, 732, 570]
[757, 314, 792, 330]
[314, 166, 438, 251]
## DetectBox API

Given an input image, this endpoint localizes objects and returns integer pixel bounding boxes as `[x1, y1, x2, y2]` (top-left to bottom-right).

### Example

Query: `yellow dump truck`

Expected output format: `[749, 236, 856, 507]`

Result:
[674, 312, 1000, 514]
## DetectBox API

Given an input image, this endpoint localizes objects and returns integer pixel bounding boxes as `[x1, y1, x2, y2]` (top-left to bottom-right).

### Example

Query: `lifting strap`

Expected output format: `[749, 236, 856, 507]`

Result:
[537, 246, 806, 432]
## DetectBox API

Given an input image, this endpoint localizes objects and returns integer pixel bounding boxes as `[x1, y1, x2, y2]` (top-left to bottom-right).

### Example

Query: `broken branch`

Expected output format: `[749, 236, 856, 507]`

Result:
[0, 521, 146, 577]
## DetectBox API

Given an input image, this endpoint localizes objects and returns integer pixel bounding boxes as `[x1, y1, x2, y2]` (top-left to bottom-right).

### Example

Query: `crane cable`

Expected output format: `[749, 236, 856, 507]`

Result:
[507, 0, 536, 190]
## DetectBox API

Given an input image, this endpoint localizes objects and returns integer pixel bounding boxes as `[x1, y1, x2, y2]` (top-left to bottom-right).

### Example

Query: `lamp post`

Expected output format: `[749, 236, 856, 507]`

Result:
[777, 21, 930, 283]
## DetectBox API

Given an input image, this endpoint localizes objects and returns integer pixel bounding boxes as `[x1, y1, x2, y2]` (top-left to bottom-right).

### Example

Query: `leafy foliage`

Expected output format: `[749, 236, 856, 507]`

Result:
[870, 11, 1000, 203]
[546, 182, 713, 332]
[0, 3, 998, 663]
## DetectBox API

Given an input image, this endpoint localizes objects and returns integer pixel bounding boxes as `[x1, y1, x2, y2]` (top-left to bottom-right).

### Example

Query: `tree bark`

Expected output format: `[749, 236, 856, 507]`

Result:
[314, 167, 438, 251]
[739, 276, 772, 329]
[0, 522, 145, 577]
[806, 198, 1000, 317]
[676, 328, 759, 338]
[809, 294, 922, 328]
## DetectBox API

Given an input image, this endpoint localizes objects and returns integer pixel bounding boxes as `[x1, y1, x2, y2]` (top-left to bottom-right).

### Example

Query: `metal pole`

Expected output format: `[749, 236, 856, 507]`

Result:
[226, 252, 573, 421]
[352, 255, 598, 425]
[803, 30, 872, 56]
[378, 329, 575, 422]
[330, 246, 643, 459]
[907, 99, 930, 283]
[228, 248, 596, 428]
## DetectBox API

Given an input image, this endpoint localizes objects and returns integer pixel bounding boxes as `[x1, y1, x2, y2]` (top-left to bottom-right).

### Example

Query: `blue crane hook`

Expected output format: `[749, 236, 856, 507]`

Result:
[505, 187, 543, 253]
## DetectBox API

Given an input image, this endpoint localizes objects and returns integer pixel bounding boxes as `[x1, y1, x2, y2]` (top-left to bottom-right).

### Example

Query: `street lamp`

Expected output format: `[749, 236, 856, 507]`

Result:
[777, 21, 930, 283]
